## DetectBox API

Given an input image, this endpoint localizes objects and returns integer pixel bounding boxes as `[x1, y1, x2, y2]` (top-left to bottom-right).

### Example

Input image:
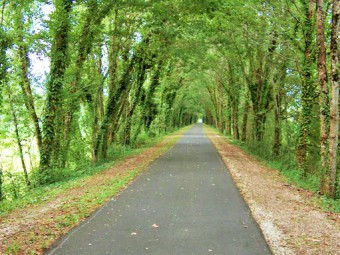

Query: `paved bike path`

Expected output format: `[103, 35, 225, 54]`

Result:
[47, 124, 271, 255]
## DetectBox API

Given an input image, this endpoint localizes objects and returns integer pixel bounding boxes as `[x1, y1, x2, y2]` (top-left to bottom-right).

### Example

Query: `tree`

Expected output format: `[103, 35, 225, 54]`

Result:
[316, 0, 330, 193]
[39, 0, 72, 181]
[7, 87, 30, 186]
[295, 0, 317, 175]
[0, 0, 9, 112]
[326, 0, 339, 198]
[12, 0, 42, 155]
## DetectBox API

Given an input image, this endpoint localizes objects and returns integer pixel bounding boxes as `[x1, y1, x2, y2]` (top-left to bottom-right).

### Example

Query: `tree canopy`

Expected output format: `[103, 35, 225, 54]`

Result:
[0, 0, 339, 201]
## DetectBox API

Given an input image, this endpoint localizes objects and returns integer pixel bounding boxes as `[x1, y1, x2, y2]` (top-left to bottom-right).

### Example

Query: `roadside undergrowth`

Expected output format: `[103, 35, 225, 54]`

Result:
[0, 132, 179, 218]
[0, 127, 189, 254]
[206, 126, 339, 213]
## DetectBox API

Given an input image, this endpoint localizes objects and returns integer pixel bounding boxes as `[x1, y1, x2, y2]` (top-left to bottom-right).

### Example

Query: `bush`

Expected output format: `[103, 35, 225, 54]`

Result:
[134, 131, 150, 146]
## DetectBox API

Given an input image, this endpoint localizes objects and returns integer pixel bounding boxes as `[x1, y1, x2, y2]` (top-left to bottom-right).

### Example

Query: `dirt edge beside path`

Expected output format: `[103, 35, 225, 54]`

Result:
[0, 131, 185, 255]
[206, 128, 340, 255]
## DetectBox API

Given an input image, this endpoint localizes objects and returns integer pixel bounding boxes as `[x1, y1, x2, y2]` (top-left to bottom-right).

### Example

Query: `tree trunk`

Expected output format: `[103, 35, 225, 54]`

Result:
[125, 61, 147, 145]
[91, 88, 103, 163]
[273, 93, 282, 157]
[241, 101, 250, 142]
[254, 114, 266, 141]
[272, 64, 287, 157]
[226, 99, 232, 136]
[316, 1, 330, 146]
[178, 107, 184, 127]
[0, 10, 9, 117]
[108, 8, 120, 95]
[316, 0, 331, 194]
[327, 0, 339, 198]
[107, 89, 132, 145]
[8, 92, 30, 186]
[248, 65, 272, 142]
[207, 86, 220, 130]
[18, 44, 42, 155]
[232, 98, 239, 140]
[296, 0, 315, 175]
[91, 51, 105, 163]
[59, 1, 109, 168]
[40, 0, 72, 179]
[144, 62, 162, 131]
[216, 77, 225, 133]
[94, 55, 136, 160]
[13, 3, 42, 156]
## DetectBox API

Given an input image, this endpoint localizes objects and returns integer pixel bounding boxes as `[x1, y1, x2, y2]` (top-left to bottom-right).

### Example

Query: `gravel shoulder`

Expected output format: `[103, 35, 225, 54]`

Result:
[206, 128, 340, 255]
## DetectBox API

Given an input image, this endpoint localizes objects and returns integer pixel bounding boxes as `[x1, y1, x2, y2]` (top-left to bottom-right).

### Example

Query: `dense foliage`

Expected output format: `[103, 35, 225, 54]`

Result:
[0, 0, 339, 202]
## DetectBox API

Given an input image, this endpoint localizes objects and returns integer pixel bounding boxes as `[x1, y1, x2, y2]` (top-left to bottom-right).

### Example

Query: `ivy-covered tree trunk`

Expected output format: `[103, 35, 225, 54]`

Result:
[316, 0, 330, 194]
[107, 86, 133, 145]
[106, 39, 148, 146]
[207, 85, 220, 131]
[0, 23, 9, 116]
[251, 35, 277, 142]
[248, 61, 273, 142]
[177, 107, 184, 128]
[296, 0, 315, 175]
[163, 77, 182, 133]
[105, 35, 135, 146]
[144, 62, 162, 131]
[241, 100, 250, 142]
[273, 93, 282, 157]
[250, 70, 271, 141]
[39, 0, 72, 180]
[108, 8, 120, 95]
[204, 109, 214, 126]
[0, 5, 8, 199]
[327, 0, 339, 198]
[59, 1, 113, 168]
[216, 78, 225, 133]
[226, 99, 232, 136]
[231, 94, 239, 140]
[125, 60, 148, 145]
[94, 55, 136, 161]
[227, 64, 240, 140]
[91, 49, 105, 163]
[273, 65, 287, 157]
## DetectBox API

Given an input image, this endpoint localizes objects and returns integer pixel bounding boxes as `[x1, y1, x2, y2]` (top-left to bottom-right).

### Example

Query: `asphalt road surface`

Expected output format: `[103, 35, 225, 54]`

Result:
[46, 124, 271, 255]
